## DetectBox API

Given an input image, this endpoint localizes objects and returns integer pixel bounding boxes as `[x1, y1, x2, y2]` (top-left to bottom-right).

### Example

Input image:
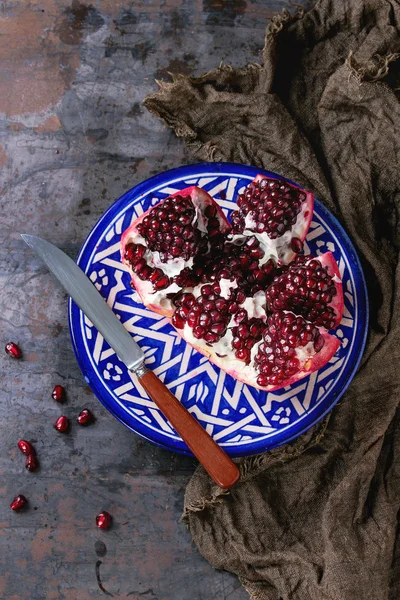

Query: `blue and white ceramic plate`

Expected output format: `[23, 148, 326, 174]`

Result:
[68, 163, 368, 457]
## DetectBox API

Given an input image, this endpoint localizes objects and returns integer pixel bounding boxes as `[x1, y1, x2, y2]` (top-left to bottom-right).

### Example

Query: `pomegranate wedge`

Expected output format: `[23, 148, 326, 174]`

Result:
[229, 174, 314, 265]
[121, 186, 230, 316]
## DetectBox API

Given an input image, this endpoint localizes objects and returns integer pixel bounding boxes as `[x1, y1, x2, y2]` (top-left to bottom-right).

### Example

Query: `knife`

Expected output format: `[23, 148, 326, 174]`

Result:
[21, 234, 240, 489]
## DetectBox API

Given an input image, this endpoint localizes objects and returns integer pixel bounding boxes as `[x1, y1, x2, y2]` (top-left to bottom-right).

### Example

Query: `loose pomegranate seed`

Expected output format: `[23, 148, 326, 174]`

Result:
[51, 385, 65, 402]
[5, 342, 22, 359]
[96, 511, 112, 529]
[18, 440, 35, 455]
[54, 416, 69, 433]
[26, 454, 39, 472]
[77, 408, 94, 426]
[10, 494, 27, 511]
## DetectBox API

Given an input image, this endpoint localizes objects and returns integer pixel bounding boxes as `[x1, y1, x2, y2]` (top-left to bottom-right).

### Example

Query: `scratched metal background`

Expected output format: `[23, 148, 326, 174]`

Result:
[0, 1, 310, 599]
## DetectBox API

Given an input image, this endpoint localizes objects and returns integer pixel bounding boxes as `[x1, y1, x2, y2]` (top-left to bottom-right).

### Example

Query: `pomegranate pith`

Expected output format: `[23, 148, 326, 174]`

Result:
[5, 342, 22, 359]
[10, 495, 27, 511]
[96, 511, 112, 529]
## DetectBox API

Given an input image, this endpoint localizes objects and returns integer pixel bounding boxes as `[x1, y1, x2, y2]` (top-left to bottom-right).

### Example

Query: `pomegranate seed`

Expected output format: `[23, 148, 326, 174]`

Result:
[291, 237, 303, 253]
[10, 495, 27, 511]
[54, 416, 69, 433]
[51, 385, 65, 402]
[18, 440, 35, 455]
[5, 342, 22, 359]
[77, 409, 94, 426]
[26, 453, 38, 472]
[153, 276, 170, 290]
[172, 313, 185, 328]
[96, 511, 112, 529]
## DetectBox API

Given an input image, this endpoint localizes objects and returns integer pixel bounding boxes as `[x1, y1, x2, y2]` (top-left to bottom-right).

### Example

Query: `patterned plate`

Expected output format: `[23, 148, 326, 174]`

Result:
[68, 163, 368, 457]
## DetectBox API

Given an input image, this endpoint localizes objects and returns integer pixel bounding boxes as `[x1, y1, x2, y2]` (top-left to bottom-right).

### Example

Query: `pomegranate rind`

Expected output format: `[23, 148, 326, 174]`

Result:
[121, 186, 231, 317]
[317, 251, 344, 328]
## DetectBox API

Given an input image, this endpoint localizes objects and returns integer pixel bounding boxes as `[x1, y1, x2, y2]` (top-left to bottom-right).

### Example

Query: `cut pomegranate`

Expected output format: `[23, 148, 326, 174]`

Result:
[252, 312, 340, 389]
[54, 416, 69, 433]
[5, 342, 22, 359]
[121, 177, 344, 392]
[96, 511, 112, 529]
[51, 385, 65, 402]
[77, 408, 94, 425]
[25, 453, 39, 472]
[121, 187, 231, 316]
[266, 252, 344, 329]
[229, 175, 314, 265]
[10, 495, 27, 511]
[18, 440, 35, 455]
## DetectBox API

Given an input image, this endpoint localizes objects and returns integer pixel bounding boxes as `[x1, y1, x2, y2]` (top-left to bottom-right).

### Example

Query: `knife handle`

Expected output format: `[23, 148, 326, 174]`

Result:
[137, 370, 240, 489]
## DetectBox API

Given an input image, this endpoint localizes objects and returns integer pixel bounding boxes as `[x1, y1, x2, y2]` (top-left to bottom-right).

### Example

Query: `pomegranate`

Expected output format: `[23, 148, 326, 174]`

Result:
[52, 384, 65, 402]
[121, 187, 230, 316]
[77, 408, 94, 425]
[229, 175, 314, 264]
[18, 440, 35, 455]
[171, 255, 342, 391]
[10, 494, 27, 511]
[54, 416, 69, 432]
[266, 253, 343, 329]
[121, 175, 344, 391]
[96, 511, 112, 529]
[25, 453, 39, 472]
[5, 342, 22, 359]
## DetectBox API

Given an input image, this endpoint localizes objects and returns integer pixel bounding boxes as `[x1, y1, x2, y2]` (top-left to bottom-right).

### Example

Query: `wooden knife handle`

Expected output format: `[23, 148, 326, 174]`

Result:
[138, 370, 240, 489]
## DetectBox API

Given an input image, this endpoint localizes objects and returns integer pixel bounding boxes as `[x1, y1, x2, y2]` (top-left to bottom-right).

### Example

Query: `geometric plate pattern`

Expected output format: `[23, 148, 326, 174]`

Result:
[68, 163, 368, 457]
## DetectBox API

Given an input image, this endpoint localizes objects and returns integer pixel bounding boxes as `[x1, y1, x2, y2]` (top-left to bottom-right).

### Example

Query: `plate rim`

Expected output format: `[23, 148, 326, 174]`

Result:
[68, 162, 369, 457]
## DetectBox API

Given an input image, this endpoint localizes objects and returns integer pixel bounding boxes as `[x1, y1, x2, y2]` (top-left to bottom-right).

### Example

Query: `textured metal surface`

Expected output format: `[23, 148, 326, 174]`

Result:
[0, 1, 308, 598]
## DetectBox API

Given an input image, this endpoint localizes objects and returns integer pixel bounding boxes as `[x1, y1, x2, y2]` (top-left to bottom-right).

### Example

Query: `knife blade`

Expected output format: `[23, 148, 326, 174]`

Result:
[22, 234, 240, 489]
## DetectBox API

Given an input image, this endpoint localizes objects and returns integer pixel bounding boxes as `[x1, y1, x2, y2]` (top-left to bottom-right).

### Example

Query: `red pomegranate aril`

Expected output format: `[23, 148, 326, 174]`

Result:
[54, 416, 69, 433]
[77, 408, 94, 426]
[193, 326, 205, 339]
[290, 237, 303, 253]
[5, 342, 22, 359]
[10, 494, 27, 511]
[26, 453, 38, 472]
[228, 302, 239, 313]
[232, 337, 242, 349]
[18, 440, 34, 456]
[52, 385, 65, 402]
[235, 309, 247, 323]
[235, 348, 251, 363]
[154, 276, 170, 290]
[237, 324, 250, 338]
[96, 511, 112, 530]
[210, 322, 226, 335]
[172, 313, 185, 328]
